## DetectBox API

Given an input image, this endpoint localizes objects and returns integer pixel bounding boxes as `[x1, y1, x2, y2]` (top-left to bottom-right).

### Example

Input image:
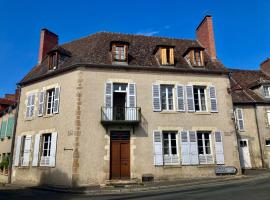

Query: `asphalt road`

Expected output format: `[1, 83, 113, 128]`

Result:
[0, 176, 270, 200]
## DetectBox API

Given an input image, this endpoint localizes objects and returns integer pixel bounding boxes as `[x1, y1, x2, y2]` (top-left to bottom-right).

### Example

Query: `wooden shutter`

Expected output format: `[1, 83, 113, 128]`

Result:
[0, 120, 7, 139]
[30, 94, 35, 117]
[169, 48, 174, 65]
[126, 83, 136, 120]
[236, 108, 244, 131]
[6, 117, 14, 137]
[215, 131, 225, 164]
[104, 82, 113, 120]
[186, 85, 195, 112]
[38, 91, 45, 116]
[189, 131, 199, 165]
[22, 135, 32, 167]
[26, 95, 31, 118]
[14, 136, 22, 166]
[32, 134, 41, 166]
[176, 85, 185, 112]
[209, 86, 218, 112]
[49, 132, 58, 167]
[181, 131, 190, 165]
[152, 84, 161, 112]
[161, 48, 167, 65]
[53, 87, 60, 114]
[153, 130, 163, 166]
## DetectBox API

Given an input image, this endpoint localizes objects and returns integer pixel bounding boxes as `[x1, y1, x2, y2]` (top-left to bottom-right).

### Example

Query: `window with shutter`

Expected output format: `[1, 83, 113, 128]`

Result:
[6, 116, 14, 137]
[236, 108, 244, 131]
[53, 87, 60, 114]
[176, 85, 185, 112]
[32, 134, 41, 167]
[186, 85, 195, 112]
[0, 120, 7, 139]
[21, 135, 32, 167]
[214, 131, 225, 165]
[197, 131, 213, 164]
[160, 85, 174, 111]
[189, 131, 199, 165]
[160, 47, 174, 66]
[152, 84, 161, 112]
[193, 86, 207, 112]
[13, 136, 22, 166]
[162, 131, 179, 165]
[153, 130, 163, 166]
[126, 83, 137, 120]
[38, 91, 45, 116]
[104, 82, 113, 120]
[40, 133, 52, 166]
[181, 131, 190, 165]
[26, 94, 35, 118]
[209, 86, 218, 112]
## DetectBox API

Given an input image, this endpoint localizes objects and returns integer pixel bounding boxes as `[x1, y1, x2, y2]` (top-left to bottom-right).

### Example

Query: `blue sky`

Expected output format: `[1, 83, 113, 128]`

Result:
[0, 0, 270, 97]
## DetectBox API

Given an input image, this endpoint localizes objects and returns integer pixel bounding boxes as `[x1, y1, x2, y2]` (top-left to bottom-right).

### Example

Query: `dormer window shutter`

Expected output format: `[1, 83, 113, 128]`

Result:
[169, 48, 174, 65]
[161, 48, 167, 65]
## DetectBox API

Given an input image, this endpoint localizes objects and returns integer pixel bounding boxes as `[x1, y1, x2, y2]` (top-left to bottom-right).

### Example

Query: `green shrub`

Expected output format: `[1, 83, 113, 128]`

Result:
[0, 157, 9, 170]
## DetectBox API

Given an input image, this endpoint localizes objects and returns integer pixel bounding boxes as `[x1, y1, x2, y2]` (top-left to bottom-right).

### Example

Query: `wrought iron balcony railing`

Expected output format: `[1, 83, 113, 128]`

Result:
[101, 106, 141, 125]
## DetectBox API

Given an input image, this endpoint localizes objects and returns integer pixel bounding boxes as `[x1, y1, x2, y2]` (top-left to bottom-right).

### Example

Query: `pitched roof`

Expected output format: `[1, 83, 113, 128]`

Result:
[20, 32, 227, 84]
[229, 68, 270, 104]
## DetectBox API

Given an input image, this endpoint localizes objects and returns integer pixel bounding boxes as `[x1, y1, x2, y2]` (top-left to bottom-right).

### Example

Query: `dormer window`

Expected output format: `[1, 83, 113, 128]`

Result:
[184, 48, 204, 67]
[111, 43, 128, 63]
[155, 46, 174, 66]
[263, 86, 270, 98]
[48, 52, 58, 70]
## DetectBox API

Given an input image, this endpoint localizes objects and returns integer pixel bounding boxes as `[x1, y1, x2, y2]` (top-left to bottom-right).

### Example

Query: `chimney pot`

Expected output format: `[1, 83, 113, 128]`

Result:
[196, 15, 217, 60]
[38, 28, 58, 64]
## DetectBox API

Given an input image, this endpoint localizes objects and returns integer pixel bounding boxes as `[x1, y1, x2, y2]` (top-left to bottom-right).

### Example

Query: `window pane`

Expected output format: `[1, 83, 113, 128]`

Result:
[194, 88, 199, 111]
[198, 147, 204, 154]
[200, 89, 206, 111]
[171, 147, 177, 155]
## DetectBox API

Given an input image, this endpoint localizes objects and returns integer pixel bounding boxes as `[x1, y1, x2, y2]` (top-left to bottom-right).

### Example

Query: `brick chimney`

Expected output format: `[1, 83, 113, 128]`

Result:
[196, 15, 217, 60]
[38, 28, 58, 64]
[260, 58, 270, 76]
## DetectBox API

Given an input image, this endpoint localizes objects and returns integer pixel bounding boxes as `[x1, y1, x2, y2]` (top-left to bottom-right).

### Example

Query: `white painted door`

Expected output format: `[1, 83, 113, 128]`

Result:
[239, 139, 252, 169]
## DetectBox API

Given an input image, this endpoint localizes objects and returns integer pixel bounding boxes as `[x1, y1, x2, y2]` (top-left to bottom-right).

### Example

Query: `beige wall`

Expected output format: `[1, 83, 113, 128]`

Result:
[12, 70, 79, 186]
[254, 105, 270, 168]
[13, 67, 241, 186]
[78, 68, 240, 185]
[235, 105, 263, 168]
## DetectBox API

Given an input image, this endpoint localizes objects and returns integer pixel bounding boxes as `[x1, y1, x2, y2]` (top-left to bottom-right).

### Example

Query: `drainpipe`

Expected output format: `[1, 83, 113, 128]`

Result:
[254, 104, 265, 168]
[8, 85, 21, 184]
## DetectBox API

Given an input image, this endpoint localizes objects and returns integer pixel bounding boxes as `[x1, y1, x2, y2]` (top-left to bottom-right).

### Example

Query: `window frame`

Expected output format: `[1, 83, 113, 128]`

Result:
[112, 44, 127, 62]
[160, 85, 175, 111]
[48, 52, 58, 70]
[197, 131, 213, 164]
[40, 133, 52, 166]
[46, 89, 55, 115]
[162, 131, 179, 165]
[19, 135, 26, 166]
[26, 93, 35, 119]
[193, 50, 203, 66]
[193, 86, 207, 112]
[263, 86, 270, 98]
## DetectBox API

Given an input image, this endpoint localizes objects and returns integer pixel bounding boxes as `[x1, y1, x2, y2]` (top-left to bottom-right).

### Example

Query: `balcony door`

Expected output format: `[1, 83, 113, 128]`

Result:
[113, 83, 127, 120]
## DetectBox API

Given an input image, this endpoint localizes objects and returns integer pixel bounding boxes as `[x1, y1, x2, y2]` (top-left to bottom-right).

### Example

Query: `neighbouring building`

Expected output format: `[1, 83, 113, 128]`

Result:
[0, 94, 17, 180]
[12, 15, 241, 187]
[230, 60, 270, 169]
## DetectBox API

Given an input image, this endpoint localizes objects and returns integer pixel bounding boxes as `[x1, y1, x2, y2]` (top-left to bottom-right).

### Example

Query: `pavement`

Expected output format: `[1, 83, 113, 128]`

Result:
[1, 169, 270, 198]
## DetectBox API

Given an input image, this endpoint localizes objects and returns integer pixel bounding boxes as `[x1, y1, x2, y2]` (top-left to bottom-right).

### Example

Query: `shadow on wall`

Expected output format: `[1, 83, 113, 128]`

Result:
[39, 169, 74, 188]
[137, 113, 148, 137]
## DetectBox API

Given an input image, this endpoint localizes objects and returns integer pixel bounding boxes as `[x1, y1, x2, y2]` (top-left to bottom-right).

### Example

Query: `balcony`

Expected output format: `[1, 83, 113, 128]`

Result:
[101, 107, 141, 125]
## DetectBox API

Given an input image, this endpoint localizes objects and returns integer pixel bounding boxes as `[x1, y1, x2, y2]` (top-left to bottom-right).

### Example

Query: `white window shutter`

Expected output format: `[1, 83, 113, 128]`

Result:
[126, 83, 136, 120]
[32, 134, 41, 166]
[26, 95, 31, 118]
[104, 82, 113, 120]
[38, 91, 45, 116]
[22, 135, 32, 167]
[49, 132, 58, 167]
[236, 108, 244, 131]
[215, 131, 225, 164]
[209, 86, 218, 112]
[30, 94, 35, 117]
[189, 131, 199, 165]
[53, 87, 60, 114]
[152, 84, 161, 112]
[153, 130, 163, 166]
[176, 85, 185, 112]
[186, 85, 195, 112]
[181, 131, 190, 165]
[13, 136, 22, 166]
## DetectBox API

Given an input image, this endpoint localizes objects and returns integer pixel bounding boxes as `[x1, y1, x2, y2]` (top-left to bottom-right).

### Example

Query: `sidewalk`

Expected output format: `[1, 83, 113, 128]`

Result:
[3, 169, 270, 196]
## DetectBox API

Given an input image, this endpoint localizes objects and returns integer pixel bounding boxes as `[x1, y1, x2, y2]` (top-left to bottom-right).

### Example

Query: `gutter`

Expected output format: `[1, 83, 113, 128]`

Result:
[8, 85, 21, 184]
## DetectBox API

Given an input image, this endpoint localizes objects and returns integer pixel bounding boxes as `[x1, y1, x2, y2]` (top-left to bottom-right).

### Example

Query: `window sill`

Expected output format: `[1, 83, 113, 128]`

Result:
[160, 110, 178, 114]
[195, 112, 211, 115]
[42, 114, 55, 118]
[162, 165, 182, 168]
[197, 164, 216, 168]
[24, 117, 34, 121]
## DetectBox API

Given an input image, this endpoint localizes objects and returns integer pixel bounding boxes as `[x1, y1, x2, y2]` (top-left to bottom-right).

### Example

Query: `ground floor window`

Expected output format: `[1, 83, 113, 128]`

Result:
[197, 131, 213, 164]
[40, 133, 52, 166]
[163, 131, 179, 164]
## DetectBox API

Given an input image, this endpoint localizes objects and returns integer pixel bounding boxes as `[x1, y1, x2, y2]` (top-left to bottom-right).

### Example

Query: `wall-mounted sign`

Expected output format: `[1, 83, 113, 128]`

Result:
[215, 166, 237, 175]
